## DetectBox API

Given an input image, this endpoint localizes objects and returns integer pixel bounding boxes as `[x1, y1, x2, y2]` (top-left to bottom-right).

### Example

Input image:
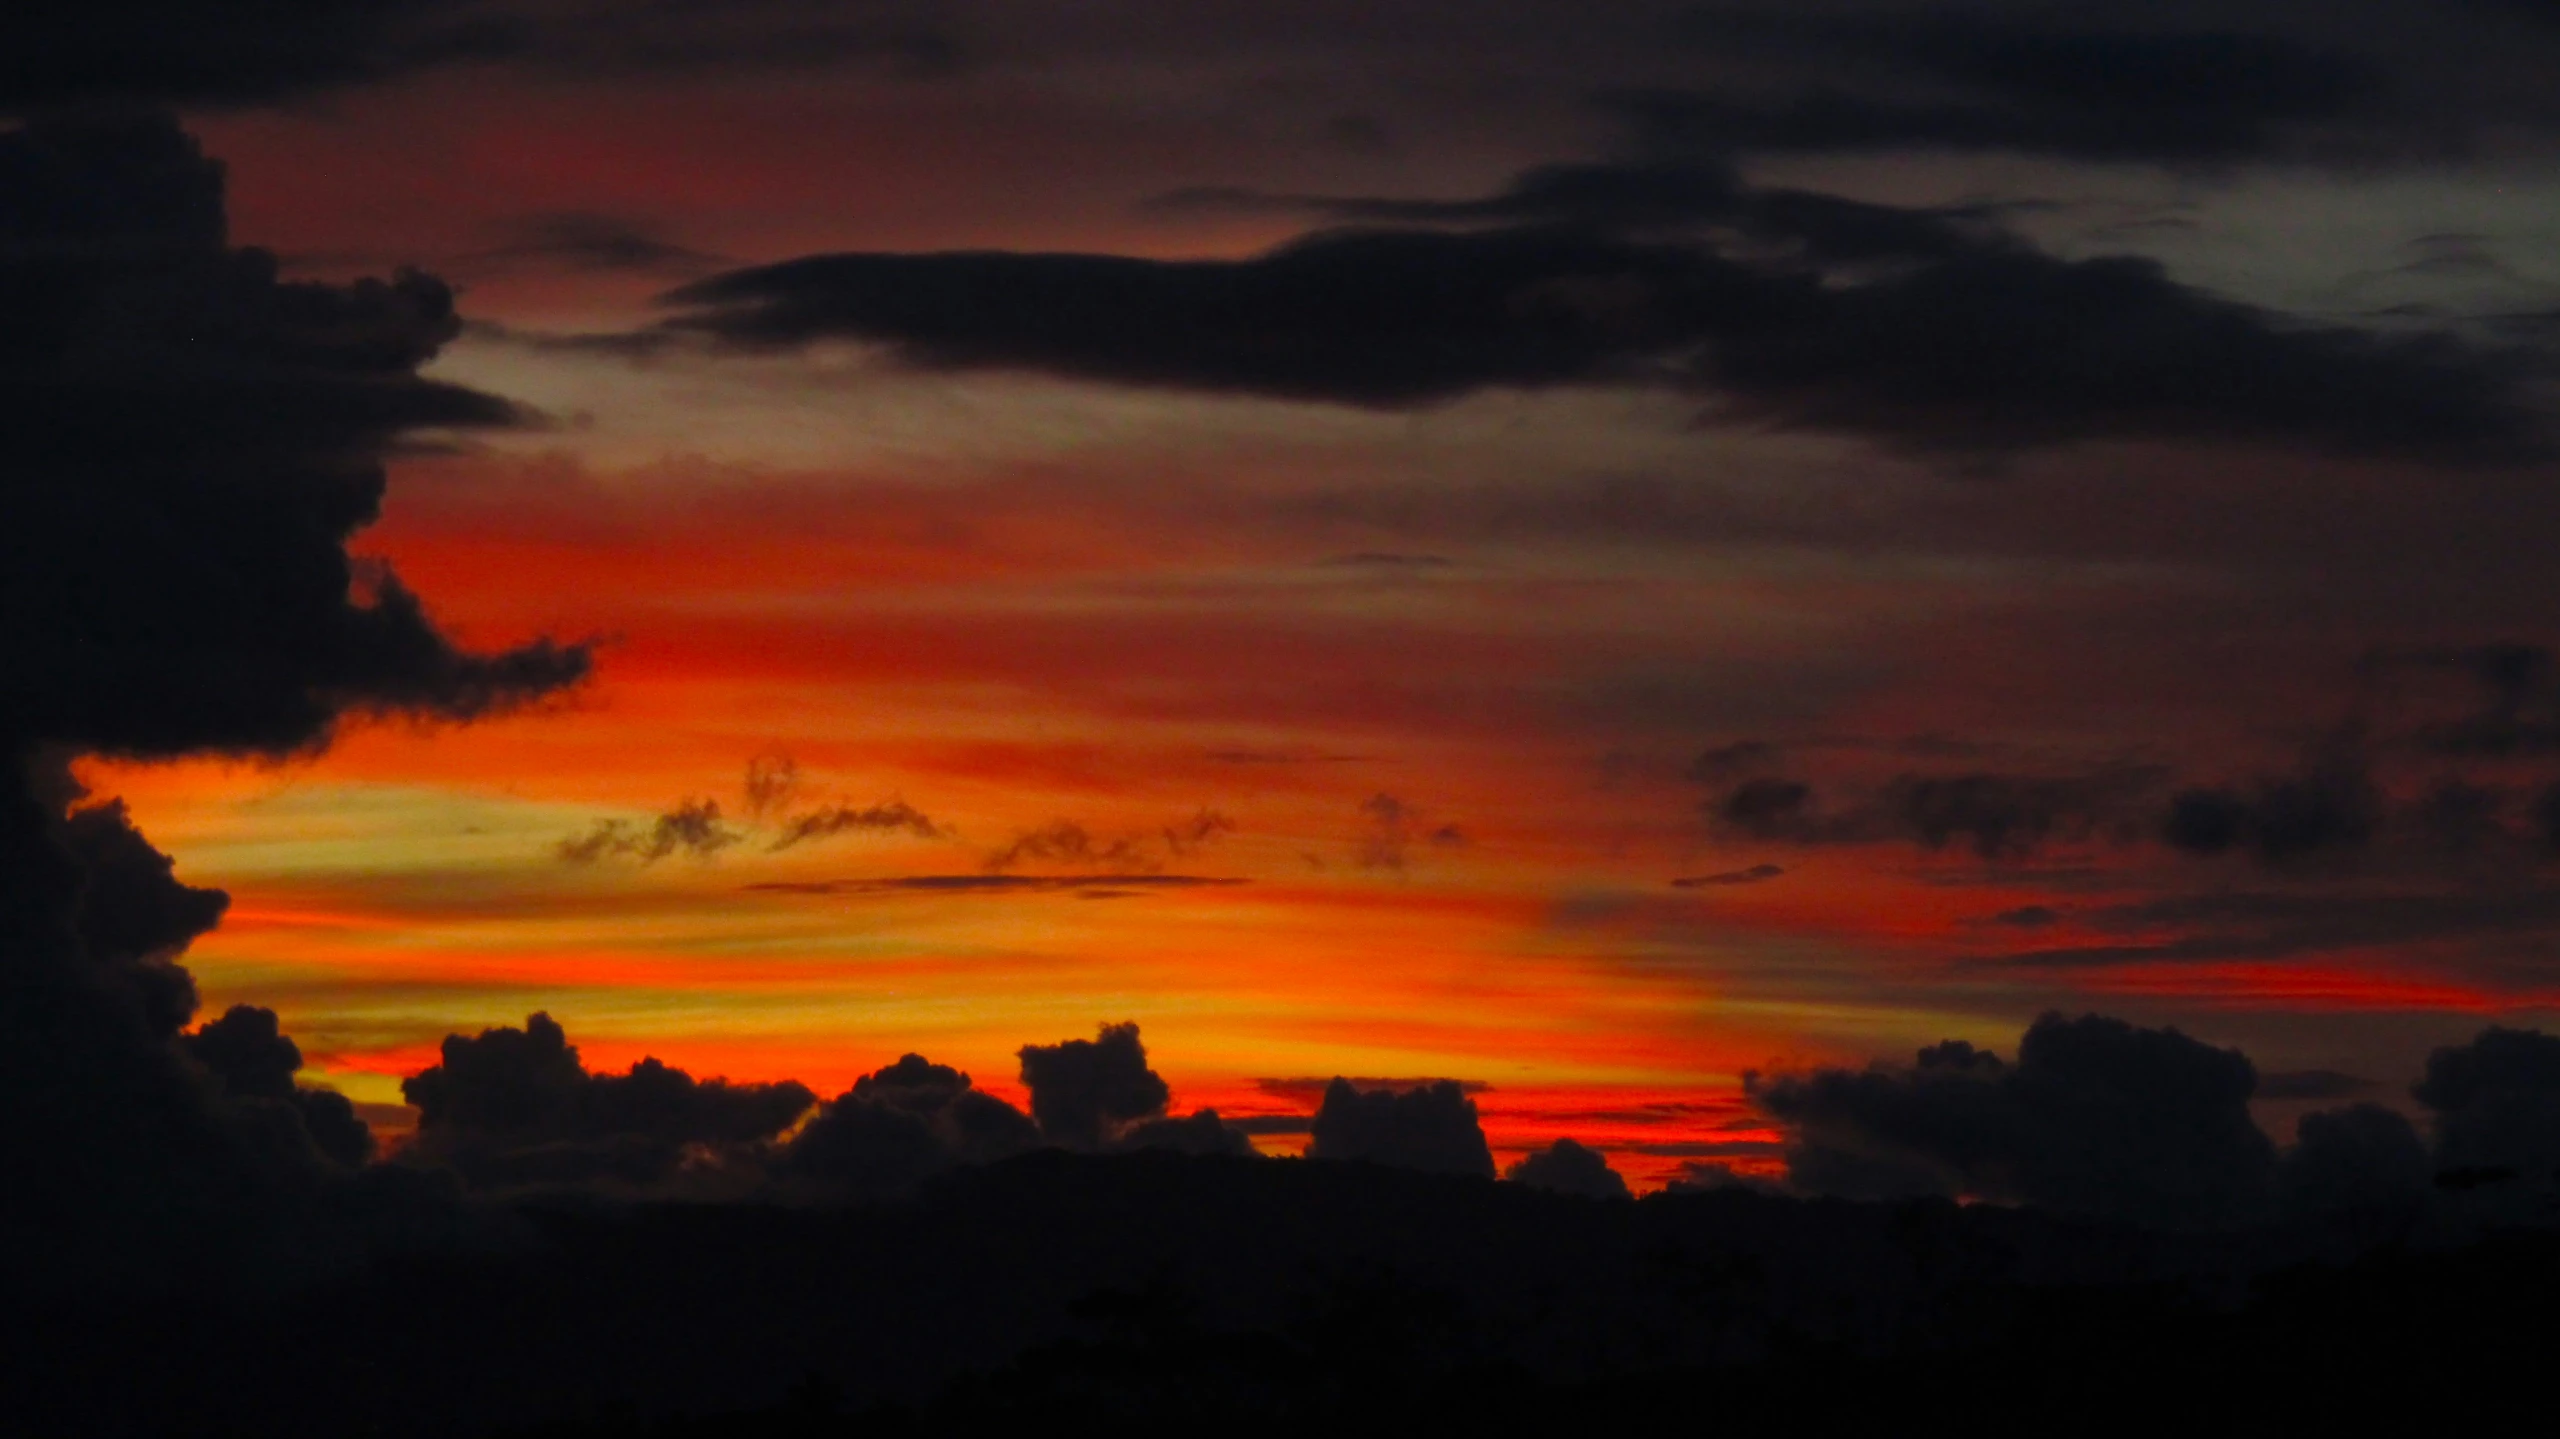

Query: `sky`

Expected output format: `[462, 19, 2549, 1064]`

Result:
[26, 0, 2560, 1192]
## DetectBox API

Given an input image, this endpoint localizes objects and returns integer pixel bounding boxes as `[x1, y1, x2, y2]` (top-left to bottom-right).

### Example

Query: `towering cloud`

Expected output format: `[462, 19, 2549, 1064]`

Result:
[1018, 1022, 1176, 1148]
[1307, 1079, 1496, 1179]
[0, 114, 587, 1289]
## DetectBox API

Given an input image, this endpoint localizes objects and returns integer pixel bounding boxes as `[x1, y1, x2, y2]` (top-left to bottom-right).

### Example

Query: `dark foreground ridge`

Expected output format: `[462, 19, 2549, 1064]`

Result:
[9, 1147, 2555, 1438]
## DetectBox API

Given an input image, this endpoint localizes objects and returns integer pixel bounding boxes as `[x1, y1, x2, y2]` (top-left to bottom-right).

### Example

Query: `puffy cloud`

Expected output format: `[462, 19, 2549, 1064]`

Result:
[1307, 1079, 1495, 1179]
[1504, 1138, 1631, 1199]
[1750, 1013, 2276, 1229]
[787, 1054, 1041, 1196]
[2277, 1103, 2431, 1220]
[1018, 1022, 1173, 1148]
[2413, 1027, 2560, 1197]
[184, 1005, 375, 1167]
[400, 1013, 814, 1187]
[0, 115, 582, 1288]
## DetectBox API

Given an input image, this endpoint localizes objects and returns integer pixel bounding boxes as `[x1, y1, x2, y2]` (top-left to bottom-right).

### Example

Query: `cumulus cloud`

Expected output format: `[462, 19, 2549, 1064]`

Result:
[0, 115, 584, 1289]
[2413, 1027, 2560, 1200]
[2277, 1103, 2431, 1220]
[786, 1053, 1040, 1196]
[1018, 1022, 1175, 1148]
[184, 1005, 376, 1168]
[400, 1013, 814, 1187]
[1504, 1138, 1631, 1199]
[1749, 1013, 2275, 1229]
[1307, 1079, 1495, 1179]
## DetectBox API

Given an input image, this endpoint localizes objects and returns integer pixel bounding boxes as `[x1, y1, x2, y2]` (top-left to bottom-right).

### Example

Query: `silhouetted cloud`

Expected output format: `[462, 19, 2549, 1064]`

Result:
[400, 1013, 814, 1187]
[1307, 1079, 1495, 1179]
[787, 1053, 1039, 1196]
[1673, 864, 1785, 888]
[557, 797, 741, 864]
[1709, 767, 2165, 858]
[1751, 1013, 2275, 1229]
[1018, 1023, 1174, 1149]
[1504, 1137, 1631, 1199]
[184, 1005, 375, 1167]
[0, 115, 583, 1290]
[1622, 16, 2390, 165]
[769, 800, 945, 850]
[2277, 1102, 2431, 1219]
[745, 874, 1248, 897]
[0, 0, 965, 111]
[660, 208, 2539, 461]
[2413, 1027, 2560, 1209]
[2165, 751, 2382, 864]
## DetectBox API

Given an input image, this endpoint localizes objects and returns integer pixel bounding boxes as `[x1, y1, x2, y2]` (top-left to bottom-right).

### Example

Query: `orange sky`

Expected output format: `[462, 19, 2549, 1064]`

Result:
[63, 57, 2560, 1191]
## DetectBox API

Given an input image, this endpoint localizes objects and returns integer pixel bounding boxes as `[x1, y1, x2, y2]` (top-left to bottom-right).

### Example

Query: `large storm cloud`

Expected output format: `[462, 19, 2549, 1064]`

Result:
[0, 113, 587, 1290]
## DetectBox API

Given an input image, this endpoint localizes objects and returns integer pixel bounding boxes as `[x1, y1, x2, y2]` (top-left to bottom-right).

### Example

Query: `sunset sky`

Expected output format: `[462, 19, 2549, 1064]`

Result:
[57, 0, 2560, 1190]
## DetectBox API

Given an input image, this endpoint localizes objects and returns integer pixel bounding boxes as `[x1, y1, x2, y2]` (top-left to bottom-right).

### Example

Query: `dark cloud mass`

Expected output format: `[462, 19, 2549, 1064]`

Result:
[786, 1053, 1040, 1195]
[1018, 1022, 1175, 1149]
[1751, 1013, 2276, 1229]
[1504, 1137, 1632, 1199]
[1307, 1078, 1496, 1179]
[0, 115, 583, 1290]
[663, 177, 2538, 461]
[401, 1013, 814, 1187]
[2413, 1027, 2560, 1206]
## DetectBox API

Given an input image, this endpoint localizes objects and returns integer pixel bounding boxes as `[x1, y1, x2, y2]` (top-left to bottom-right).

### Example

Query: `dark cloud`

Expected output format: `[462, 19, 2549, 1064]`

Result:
[2413, 644, 2560, 757]
[1111, 1109, 1256, 1158]
[985, 820, 1149, 874]
[786, 1053, 1040, 1195]
[1503, 1137, 1632, 1199]
[557, 798, 740, 863]
[0, 115, 582, 1289]
[1623, 17, 2390, 165]
[1751, 1013, 2275, 1229]
[0, 118, 589, 759]
[1672, 864, 1785, 888]
[2164, 752, 2383, 863]
[1306, 1078, 1496, 1179]
[0, 0, 965, 112]
[1687, 740, 1783, 784]
[2277, 1102, 2431, 1219]
[769, 799, 944, 850]
[1018, 1022, 1174, 1149]
[2413, 1027, 2560, 1206]
[0, 1, 481, 111]
[1354, 792, 1463, 871]
[1995, 888, 2560, 969]
[661, 212, 2538, 461]
[745, 874, 1248, 897]
[1709, 767, 2164, 859]
[400, 1013, 814, 1187]
[1985, 905, 2060, 928]
[184, 1005, 375, 1167]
